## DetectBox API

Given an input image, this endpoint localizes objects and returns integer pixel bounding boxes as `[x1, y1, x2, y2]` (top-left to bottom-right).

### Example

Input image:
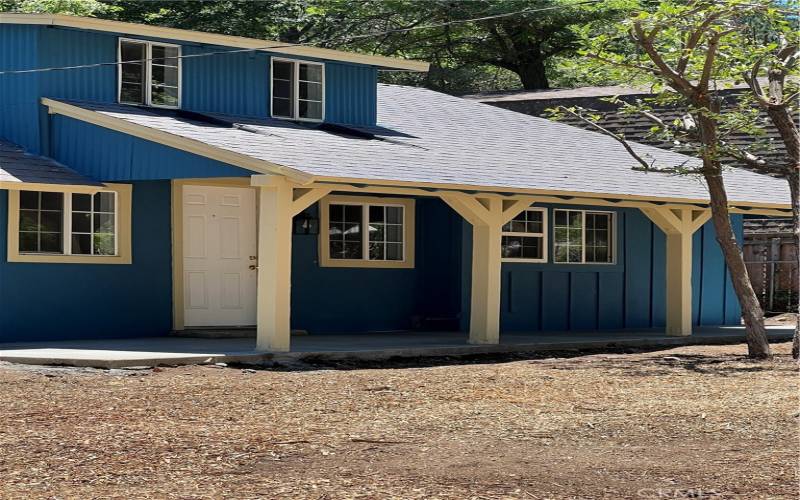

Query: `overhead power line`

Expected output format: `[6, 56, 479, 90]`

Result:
[0, 0, 601, 76]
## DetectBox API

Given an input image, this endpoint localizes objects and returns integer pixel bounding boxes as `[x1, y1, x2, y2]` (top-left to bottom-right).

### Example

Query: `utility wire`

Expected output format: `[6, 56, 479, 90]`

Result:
[0, 0, 601, 76]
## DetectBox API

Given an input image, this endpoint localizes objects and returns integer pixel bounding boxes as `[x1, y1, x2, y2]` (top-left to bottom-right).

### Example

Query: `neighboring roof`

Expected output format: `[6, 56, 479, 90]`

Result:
[469, 84, 794, 175]
[463, 84, 659, 103]
[462, 81, 756, 103]
[0, 139, 102, 188]
[0, 13, 429, 72]
[42, 84, 791, 208]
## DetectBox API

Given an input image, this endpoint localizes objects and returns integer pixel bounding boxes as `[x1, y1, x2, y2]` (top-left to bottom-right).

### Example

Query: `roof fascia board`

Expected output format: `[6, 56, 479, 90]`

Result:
[42, 98, 314, 184]
[0, 13, 430, 72]
[308, 177, 791, 211]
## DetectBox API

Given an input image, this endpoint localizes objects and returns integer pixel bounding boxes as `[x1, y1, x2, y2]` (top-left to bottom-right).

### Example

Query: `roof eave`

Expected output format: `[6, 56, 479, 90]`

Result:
[0, 13, 430, 72]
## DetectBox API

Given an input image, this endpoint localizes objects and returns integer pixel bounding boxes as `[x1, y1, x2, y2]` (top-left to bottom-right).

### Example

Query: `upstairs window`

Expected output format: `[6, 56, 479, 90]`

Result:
[271, 58, 324, 121]
[553, 209, 614, 264]
[501, 208, 547, 262]
[119, 39, 181, 108]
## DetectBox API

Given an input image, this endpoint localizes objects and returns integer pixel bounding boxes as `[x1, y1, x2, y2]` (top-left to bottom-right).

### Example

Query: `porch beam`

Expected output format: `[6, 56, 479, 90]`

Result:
[440, 193, 535, 345]
[291, 187, 332, 217]
[641, 207, 710, 337]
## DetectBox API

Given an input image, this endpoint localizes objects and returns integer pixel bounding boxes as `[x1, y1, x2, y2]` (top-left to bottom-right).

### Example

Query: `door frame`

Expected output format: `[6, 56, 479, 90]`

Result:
[171, 177, 255, 331]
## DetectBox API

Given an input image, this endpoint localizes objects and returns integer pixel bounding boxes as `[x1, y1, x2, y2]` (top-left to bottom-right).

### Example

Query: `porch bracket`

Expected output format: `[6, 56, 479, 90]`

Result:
[251, 175, 329, 352]
[440, 193, 536, 345]
[640, 207, 710, 337]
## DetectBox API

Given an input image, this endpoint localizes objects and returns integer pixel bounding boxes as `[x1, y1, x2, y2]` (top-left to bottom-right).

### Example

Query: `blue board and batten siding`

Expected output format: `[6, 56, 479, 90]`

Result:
[461, 207, 742, 333]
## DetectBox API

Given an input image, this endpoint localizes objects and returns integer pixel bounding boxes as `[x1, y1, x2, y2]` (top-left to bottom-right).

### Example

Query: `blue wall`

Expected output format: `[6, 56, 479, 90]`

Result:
[461, 207, 742, 333]
[0, 22, 379, 154]
[0, 181, 173, 342]
[51, 115, 253, 180]
[291, 197, 461, 333]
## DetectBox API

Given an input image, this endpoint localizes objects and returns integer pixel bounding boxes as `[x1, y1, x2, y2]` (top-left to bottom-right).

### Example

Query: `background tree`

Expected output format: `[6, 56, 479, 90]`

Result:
[0, 0, 633, 94]
[562, 0, 799, 358]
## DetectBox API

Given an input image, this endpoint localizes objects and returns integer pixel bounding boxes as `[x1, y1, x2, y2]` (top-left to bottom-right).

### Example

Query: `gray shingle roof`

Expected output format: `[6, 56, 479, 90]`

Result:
[0, 140, 102, 187]
[471, 84, 795, 180]
[54, 84, 789, 206]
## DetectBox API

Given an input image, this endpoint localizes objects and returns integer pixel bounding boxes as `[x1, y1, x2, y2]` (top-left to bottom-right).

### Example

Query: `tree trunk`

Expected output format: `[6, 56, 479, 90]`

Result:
[788, 169, 800, 359]
[705, 173, 772, 358]
[516, 58, 549, 90]
[764, 105, 800, 359]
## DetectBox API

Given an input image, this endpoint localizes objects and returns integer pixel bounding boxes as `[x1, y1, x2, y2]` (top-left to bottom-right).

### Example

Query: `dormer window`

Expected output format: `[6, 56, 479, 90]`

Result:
[118, 39, 181, 108]
[271, 58, 324, 121]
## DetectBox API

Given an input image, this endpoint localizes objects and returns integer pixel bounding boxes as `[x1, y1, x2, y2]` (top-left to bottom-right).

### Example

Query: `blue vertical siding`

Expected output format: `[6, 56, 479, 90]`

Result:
[0, 182, 173, 342]
[325, 62, 378, 127]
[38, 27, 117, 102]
[182, 45, 270, 117]
[51, 115, 252, 180]
[0, 24, 41, 153]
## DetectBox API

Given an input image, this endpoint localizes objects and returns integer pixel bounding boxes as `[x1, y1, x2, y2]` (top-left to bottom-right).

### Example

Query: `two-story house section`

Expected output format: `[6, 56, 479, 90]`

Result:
[0, 14, 791, 350]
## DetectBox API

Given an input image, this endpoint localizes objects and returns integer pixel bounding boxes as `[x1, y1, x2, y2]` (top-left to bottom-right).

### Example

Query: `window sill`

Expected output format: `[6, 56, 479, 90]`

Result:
[319, 258, 414, 269]
[8, 254, 132, 265]
[501, 258, 548, 263]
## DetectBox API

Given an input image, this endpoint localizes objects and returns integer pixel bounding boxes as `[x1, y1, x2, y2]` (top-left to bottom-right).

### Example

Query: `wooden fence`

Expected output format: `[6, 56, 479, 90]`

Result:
[744, 219, 798, 314]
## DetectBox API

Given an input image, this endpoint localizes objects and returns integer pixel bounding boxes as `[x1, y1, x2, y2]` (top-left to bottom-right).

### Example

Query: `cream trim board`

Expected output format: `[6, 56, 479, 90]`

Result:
[0, 13, 429, 72]
[7, 183, 132, 264]
[41, 98, 314, 184]
[0, 182, 102, 193]
[310, 178, 791, 211]
[500, 207, 548, 263]
[319, 195, 415, 269]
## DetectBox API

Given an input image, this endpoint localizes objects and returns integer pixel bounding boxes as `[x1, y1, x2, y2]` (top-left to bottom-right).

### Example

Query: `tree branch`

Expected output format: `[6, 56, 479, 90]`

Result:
[555, 106, 654, 170]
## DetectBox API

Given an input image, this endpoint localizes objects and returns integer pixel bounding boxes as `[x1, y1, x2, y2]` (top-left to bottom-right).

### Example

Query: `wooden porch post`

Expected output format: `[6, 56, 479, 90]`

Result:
[641, 207, 711, 336]
[252, 175, 331, 352]
[440, 194, 535, 344]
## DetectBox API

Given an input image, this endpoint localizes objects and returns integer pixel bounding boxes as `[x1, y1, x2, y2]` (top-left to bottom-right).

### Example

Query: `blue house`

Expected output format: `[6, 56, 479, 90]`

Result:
[0, 14, 792, 351]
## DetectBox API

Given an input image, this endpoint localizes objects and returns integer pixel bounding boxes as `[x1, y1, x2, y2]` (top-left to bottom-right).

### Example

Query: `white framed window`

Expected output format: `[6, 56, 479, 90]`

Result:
[553, 209, 614, 264]
[271, 57, 324, 122]
[319, 196, 415, 268]
[118, 38, 181, 108]
[501, 208, 547, 262]
[8, 184, 133, 264]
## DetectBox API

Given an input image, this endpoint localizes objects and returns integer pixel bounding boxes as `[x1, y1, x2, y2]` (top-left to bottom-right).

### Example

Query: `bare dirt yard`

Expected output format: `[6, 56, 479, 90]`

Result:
[0, 342, 797, 499]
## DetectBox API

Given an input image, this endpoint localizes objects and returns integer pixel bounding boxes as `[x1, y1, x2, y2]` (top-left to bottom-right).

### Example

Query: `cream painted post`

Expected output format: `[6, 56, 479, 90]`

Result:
[255, 176, 294, 351]
[440, 194, 535, 344]
[641, 207, 711, 337]
[251, 175, 332, 352]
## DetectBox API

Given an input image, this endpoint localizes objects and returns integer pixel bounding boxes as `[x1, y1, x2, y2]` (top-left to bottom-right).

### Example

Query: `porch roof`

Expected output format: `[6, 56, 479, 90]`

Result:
[0, 139, 102, 189]
[42, 84, 790, 208]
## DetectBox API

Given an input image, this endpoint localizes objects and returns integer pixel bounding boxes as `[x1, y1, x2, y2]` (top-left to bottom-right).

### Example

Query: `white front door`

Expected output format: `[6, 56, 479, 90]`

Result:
[183, 184, 258, 327]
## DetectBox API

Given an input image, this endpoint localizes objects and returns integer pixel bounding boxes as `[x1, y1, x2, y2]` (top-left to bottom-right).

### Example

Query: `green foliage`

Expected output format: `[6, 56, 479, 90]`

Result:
[0, 0, 116, 16]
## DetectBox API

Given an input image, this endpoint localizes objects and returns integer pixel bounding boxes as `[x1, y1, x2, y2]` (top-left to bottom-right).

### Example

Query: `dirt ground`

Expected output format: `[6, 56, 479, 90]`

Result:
[0, 342, 797, 499]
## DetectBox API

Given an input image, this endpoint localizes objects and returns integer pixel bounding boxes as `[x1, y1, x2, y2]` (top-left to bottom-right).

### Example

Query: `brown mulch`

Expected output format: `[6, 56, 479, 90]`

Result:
[0, 342, 797, 499]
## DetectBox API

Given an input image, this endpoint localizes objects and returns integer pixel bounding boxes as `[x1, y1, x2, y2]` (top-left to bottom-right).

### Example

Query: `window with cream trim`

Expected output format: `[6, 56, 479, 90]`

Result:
[319, 196, 415, 268]
[501, 208, 547, 262]
[7, 184, 133, 264]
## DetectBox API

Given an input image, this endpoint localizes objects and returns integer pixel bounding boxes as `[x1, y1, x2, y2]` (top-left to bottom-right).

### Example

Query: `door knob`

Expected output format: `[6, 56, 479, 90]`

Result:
[249, 256, 257, 260]
[249, 265, 258, 270]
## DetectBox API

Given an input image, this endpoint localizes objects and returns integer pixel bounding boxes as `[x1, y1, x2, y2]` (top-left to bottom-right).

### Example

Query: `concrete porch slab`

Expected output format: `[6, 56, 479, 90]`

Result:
[0, 326, 793, 369]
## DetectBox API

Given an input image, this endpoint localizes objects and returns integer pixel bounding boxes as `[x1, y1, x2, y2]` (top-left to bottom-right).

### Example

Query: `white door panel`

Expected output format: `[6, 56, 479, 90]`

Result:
[183, 185, 257, 327]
